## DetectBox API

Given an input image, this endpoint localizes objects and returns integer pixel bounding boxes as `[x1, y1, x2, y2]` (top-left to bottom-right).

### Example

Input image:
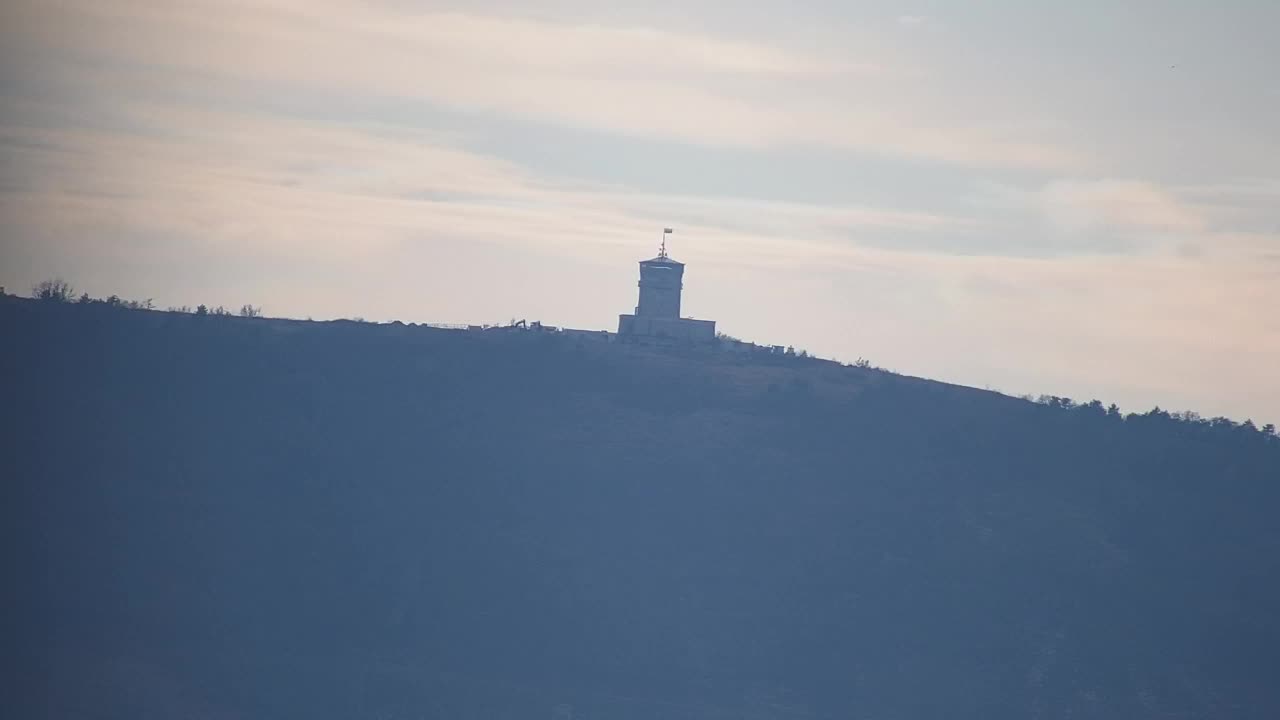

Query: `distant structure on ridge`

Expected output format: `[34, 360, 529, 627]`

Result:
[617, 229, 716, 342]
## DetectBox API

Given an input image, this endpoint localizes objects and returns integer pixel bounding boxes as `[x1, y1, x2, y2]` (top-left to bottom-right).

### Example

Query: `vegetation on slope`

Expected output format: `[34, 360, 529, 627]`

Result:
[3, 291, 1278, 719]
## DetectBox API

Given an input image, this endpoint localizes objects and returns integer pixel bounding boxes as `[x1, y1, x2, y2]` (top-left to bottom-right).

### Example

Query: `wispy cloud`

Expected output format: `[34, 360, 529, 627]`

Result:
[1038, 180, 1205, 234]
[0, 100, 981, 266]
[1, 0, 1079, 170]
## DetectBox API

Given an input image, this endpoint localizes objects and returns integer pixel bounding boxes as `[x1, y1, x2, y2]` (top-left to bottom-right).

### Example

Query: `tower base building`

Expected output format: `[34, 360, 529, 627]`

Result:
[617, 314, 716, 342]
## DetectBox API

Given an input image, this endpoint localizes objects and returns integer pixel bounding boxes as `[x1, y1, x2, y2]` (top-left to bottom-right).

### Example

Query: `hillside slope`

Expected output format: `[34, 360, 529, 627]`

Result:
[4, 297, 1279, 719]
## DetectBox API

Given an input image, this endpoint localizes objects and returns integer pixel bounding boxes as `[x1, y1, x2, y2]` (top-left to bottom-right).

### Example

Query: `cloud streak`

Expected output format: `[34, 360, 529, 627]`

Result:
[2, 0, 1080, 170]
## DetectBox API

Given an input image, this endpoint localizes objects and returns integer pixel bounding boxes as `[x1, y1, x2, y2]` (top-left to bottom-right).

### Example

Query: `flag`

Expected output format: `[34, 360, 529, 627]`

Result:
[663, 228, 674, 233]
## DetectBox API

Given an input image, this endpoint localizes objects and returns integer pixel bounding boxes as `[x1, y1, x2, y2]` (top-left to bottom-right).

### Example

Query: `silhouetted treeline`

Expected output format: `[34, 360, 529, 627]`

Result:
[2, 293, 1278, 719]
[20, 277, 262, 317]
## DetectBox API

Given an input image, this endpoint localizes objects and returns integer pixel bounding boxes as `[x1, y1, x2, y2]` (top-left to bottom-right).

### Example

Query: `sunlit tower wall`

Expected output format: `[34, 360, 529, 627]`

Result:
[635, 256, 684, 319]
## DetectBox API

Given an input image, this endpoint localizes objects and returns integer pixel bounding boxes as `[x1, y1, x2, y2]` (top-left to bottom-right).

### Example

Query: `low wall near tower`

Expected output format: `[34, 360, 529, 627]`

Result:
[617, 314, 716, 343]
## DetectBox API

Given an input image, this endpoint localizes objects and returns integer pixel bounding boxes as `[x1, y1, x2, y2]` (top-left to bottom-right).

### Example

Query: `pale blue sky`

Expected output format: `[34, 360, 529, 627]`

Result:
[2, 0, 1277, 422]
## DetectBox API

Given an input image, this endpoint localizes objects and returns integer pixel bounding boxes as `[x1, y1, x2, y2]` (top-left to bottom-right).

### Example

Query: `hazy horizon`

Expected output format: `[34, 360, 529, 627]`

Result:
[2, 0, 1277, 422]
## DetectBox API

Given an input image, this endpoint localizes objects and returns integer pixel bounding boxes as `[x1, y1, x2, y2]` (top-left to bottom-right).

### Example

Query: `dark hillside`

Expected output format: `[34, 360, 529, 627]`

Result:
[3, 296, 1279, 719]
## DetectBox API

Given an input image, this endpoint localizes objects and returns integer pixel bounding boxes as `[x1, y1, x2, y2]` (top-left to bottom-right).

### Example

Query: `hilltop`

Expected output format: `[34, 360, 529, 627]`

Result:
[4, 293, 1279, 719]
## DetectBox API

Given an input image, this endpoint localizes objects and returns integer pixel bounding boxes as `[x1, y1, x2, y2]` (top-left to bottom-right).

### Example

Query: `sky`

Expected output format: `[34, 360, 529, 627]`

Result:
[1, 0, 1277, 423]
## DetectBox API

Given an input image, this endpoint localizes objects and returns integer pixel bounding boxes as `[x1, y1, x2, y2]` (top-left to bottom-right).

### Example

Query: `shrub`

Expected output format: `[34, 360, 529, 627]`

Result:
[32, 278, 75, 302]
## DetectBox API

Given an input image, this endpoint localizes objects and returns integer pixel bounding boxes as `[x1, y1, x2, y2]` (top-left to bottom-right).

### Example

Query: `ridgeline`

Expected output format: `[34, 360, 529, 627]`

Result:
[4, 294, 1279, 719]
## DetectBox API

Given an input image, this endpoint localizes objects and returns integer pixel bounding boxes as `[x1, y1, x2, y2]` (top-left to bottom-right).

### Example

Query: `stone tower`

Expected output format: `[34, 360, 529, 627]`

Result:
[617, 231, 715, 342]
[635, 253, 684, 318]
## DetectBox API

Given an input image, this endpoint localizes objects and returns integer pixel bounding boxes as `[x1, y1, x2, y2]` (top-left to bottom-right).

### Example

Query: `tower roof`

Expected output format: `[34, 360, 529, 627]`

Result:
[641, 255, 684, 266]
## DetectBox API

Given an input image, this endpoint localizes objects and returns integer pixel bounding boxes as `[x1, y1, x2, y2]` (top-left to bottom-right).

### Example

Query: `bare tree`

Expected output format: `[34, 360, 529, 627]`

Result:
[239, 304, 262, 318]
[32, 278, 76, 302]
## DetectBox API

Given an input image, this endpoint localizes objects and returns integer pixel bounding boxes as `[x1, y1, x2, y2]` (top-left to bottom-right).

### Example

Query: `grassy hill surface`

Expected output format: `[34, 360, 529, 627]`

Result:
[4, 295, 1279, 719]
